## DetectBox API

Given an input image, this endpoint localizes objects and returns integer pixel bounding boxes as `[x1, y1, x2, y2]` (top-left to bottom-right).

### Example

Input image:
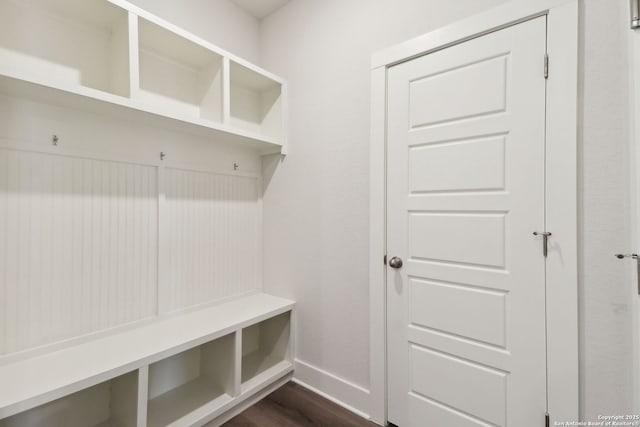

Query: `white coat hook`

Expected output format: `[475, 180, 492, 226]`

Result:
[234, 163, 239, 171]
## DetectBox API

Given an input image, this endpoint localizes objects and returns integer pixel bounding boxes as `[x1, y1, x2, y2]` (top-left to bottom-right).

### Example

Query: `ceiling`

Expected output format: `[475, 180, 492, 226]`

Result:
[230, 0, 291, 19]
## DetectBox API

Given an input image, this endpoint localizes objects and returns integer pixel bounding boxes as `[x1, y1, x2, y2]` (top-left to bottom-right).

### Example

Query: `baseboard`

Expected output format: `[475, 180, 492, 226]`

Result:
[292, 359, 371, 420]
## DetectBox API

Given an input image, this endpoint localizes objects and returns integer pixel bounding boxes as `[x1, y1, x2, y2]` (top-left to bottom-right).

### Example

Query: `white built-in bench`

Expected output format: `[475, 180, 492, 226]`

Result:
[0, 293, 294, 427]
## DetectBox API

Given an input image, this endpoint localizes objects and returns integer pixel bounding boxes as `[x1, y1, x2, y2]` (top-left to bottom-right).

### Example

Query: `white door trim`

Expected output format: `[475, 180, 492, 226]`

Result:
[369, 1, 579, 425]
[630, 22, 640, 417]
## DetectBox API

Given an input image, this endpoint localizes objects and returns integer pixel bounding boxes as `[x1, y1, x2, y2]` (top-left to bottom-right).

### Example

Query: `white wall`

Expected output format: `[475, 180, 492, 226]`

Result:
[127, 0, 261, 64]
[580, 0, 634, 419]
[261, 0, 636, 420]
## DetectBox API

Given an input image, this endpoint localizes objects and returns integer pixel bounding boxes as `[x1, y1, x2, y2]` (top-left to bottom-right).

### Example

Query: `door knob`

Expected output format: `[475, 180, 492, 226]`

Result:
[389, 256, 403, 269]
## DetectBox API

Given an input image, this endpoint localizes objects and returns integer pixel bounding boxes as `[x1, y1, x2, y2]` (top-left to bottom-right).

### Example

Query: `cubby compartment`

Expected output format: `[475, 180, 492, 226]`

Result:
[138, 18, 224, 122]
[230, 61, 284, 140]
[241, 312, 291, 391]
[0, 371, 139, 427]
[147, 334, 235, 427]
[0, 0, 131, 97]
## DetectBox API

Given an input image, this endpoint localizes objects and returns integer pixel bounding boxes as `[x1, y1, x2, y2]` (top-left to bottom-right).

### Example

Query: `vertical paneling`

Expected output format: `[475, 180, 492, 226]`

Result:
[164, 168, 260, 312]
[0, 149, 158, 355]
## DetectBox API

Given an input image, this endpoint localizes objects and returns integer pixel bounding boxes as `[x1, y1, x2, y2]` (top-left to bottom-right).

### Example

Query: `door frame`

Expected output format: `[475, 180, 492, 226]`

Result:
[369, 1, 579, 425]
[630, 19, 640, 417]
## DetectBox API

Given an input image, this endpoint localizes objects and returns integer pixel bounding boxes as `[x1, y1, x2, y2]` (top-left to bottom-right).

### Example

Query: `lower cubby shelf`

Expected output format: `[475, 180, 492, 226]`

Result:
[0, 293, 294, 427]
[241, 312, 292, 393]
[0, 370, 139, 427]
[147, 334, 235, 427]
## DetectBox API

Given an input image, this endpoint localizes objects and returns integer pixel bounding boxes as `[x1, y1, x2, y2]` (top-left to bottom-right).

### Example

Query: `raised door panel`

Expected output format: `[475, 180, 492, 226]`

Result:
[409, 55, 507, 128]
[410, 278, 507, 347]
[408, 212, 506, 268]
[410, 345, 507, 426]
[408, 136, 506, 194]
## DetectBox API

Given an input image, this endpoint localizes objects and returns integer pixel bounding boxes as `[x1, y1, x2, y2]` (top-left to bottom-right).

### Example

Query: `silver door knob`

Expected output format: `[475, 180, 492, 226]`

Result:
[389, 256, 403, 269]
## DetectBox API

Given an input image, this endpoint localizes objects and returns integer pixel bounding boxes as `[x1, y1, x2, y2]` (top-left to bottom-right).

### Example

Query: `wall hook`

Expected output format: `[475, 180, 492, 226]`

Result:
[160, 152, 167, 161]
[234, 163, 239, 171]
[52, 135, 59, 146]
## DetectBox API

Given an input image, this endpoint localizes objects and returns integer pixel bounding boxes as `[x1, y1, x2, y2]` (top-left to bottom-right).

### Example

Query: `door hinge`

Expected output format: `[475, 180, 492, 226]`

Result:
[384, 255, 387, 265]
[544, 53, 549, 79]
[533, 231, 552, 257]
[545, 413, 550, 427]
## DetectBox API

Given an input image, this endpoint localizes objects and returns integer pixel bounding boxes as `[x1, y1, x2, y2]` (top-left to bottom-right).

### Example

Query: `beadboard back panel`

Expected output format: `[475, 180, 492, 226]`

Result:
[0, 148, 159, 356]
[163, 168, 260, 313]
[0, 142, 263, 357]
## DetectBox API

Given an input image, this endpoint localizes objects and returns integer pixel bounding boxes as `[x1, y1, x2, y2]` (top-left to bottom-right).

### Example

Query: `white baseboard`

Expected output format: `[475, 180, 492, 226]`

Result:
[292, 358, 372, 421]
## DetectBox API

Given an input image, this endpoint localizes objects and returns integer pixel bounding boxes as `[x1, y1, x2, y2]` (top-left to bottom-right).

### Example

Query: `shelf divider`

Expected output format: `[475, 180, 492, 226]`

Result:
[136, 366, 149, 427]
[223, 57, 231, 126]
[233, 330, 242, 398]
[128, 12, 140, 99]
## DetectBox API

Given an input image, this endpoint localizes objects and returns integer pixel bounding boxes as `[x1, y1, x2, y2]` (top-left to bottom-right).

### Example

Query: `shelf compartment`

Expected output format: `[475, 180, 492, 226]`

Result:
[138, 18, 224, 123]
[241, 311, 291, 391]
[0, 0, 131, 97]
[0, 370, 139, 427]
[230, 61, 284, 140]
[147, 333, 235, 427]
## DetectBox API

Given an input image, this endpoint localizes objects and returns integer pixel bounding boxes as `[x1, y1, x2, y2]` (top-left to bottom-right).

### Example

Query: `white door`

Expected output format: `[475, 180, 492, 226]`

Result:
[387, 17, 548, 427]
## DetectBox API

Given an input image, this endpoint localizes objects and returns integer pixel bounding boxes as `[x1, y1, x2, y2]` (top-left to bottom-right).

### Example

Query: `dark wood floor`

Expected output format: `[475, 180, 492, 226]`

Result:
[222, 382, 377, 427]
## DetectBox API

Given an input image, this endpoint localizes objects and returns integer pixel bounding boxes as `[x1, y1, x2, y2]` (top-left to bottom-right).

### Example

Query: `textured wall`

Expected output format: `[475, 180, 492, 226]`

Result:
[579, 0, 634, 419]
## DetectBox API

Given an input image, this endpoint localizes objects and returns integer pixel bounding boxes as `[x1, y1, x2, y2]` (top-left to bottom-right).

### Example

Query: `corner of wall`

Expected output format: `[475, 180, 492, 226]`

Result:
[292, 359, 372, 420]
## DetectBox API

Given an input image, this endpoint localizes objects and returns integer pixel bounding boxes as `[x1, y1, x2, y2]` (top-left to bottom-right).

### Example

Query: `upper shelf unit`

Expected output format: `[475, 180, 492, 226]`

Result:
[0, 0, 131, 97]
[0, 0, 287, 154]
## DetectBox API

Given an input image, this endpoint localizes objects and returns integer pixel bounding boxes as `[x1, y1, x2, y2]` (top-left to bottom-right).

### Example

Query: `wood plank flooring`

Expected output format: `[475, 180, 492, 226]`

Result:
[221, 382, 376, 427]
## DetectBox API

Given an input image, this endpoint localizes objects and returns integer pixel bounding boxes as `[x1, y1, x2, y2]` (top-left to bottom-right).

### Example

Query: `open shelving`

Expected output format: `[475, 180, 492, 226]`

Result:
[0, 0, 287, 153]
[0, 0, 131, 98]
[0, 370, 139, 427]
[0, 293, 294, 427]
[241, 312, 292, 392]
[137, 18, 224, 122]
[230, 61, 284, 141]
[147, 334, 235, 427]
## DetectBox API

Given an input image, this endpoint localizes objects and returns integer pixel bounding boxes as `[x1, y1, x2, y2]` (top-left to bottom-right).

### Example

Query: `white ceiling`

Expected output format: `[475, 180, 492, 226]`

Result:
[230, 0, 291, 19]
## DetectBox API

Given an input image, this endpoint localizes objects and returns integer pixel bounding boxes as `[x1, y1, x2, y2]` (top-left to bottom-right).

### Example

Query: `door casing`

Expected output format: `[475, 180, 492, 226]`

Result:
[369, 1, 579, 425]
[630, 14, 640, 418]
